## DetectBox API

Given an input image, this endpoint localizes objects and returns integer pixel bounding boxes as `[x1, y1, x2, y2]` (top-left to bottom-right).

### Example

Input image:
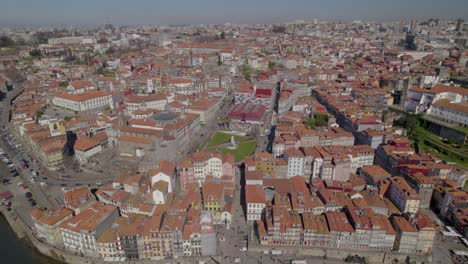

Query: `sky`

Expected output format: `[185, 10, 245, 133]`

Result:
[0, 0, 467, 26]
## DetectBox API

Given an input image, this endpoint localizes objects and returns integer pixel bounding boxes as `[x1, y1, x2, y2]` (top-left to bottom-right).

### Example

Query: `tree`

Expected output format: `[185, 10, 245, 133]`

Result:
[35, 110, 44, 120]
[105, 47, 115, 55]
[447, 137, 456, 145]
[16, 36, 26, 46]
[305, 118, 316, 128]
[272, 25, 286, 33]
[0, 35, 15, 47]
[30, 49, 42, 58]
[315, 118, 328, 127]
[220, 31, 226, 39]
[241, 64, 253, 81]
[268, 61, 276, 70]
[314, 113, 329, 123]
[33, 31, 53, 44]
[59, 81, 69, 87]
[405, 115, 420, 131]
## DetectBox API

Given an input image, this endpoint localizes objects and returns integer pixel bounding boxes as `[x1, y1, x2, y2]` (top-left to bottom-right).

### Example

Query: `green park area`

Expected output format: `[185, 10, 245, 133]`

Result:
[396, 115, 468, 167]
[205, 132, 257, 161]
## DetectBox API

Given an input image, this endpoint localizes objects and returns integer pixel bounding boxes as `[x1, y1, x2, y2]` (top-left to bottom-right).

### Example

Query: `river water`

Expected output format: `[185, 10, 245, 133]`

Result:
[0, 214, 63, 264]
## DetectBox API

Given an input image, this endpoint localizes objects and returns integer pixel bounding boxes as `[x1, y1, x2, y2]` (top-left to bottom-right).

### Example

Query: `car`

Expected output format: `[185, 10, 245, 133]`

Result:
[41, 177, 48, 180]
[2, 179, 10, 184]
[96, 181, 103, 186]
[60, 183, 67, 187]
[219, 237, 225, 242]
[75, 183, 82, 186]
[39, 182, 47, 187]
[30, 202, 37, 207]
[25, 192, 32, 197]
[240, 247, 247, 252]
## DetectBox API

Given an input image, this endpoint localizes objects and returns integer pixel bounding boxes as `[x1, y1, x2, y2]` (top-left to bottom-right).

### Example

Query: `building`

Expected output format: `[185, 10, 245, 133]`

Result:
[74, 137, 102, 164]
[227, 103, 267, 133]
[31, 207, 74, 246]
[386, 177, 421, 214]
[52, 90, 114, 112]
[391, 215, 418, 253]
[125, 94, 169, 113]
[246, 185, 266, 221]
[427, 99, 468, 126]
[184, 151, 235, 185]
[284, 148, 305, 178]
[60, 203, 119, 257]
[187, 98, 220, 125]
[359, 165, 391, 186]
[405, 84, 468, 114]
[63, 186, 97, 214]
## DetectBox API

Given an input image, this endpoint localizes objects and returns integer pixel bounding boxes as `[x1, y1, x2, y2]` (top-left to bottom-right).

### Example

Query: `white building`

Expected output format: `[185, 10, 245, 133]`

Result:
[60, 203, 118, 257]
[284, 148, 305, 177]
[52, 90, 114, 112]
[245, 185, 266, 221]
[125, 94, 168, 112]
[74, 137, 102, 164]
[427, 99, 468, 126]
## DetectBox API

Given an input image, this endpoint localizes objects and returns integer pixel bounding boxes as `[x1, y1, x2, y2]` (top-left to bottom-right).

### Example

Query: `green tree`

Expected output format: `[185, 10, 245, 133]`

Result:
[16, 36, 26, 46]
[59, 81, 69, 87]
[35, 110, 44, 120]
[305, 118, 316, 128]
[405, 115, 420, 131]
[447, 137, 456, 145]
[268, 61, 276, 69]
[30, 49, 42, 58]
[272, 25, 286, 33]
[105, 47, 115, 55]
[315, 118, 328, 127]
[220, 31, 225, 39]
[314, 113, 329, 123]
[241, 64, 253, 81]
[0, 35, 15, 47]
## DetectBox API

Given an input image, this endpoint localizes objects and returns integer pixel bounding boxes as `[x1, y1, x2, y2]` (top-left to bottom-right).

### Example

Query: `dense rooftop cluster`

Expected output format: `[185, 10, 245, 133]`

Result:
[0, 18, 466, 261]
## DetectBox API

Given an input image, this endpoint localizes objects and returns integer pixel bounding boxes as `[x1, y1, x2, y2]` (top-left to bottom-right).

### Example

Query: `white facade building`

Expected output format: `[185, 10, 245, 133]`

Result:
[52, 90, 113, 112]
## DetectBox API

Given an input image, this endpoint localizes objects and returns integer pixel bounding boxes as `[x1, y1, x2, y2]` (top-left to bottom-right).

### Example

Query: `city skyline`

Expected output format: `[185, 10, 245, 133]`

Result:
[1, 0, 468, 26]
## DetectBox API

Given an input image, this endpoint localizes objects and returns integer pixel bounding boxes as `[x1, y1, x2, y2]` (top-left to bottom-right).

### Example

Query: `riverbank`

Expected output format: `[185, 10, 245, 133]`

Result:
[0, 213, 63, 264]
[0, 207, 222, 264]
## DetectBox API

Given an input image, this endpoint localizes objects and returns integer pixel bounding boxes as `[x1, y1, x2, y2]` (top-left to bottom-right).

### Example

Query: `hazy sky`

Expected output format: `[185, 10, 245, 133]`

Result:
[1, 0, 467, 26]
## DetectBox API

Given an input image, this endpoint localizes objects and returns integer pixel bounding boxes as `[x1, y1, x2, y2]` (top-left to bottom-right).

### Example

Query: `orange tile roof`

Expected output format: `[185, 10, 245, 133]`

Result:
[118, 135, 151, 144]
[74, 137, 100, 152]
[54, 89, 110, 102]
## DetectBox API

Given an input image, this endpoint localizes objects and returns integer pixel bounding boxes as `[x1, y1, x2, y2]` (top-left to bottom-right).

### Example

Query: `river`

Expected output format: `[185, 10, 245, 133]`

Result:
[0, 214, 63, 264]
